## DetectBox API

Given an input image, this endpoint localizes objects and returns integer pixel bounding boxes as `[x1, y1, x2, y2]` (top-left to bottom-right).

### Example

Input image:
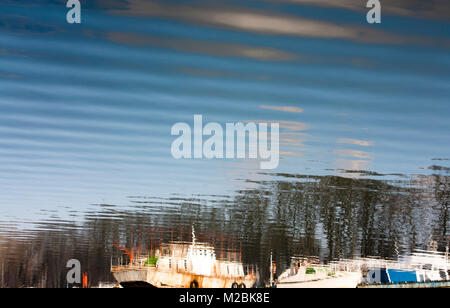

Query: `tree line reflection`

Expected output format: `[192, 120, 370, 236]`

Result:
[0, 172, 448, 287]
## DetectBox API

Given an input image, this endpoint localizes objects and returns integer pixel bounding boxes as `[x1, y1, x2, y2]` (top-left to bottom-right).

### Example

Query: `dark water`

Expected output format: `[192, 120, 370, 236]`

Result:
[0, 1, 449, 287]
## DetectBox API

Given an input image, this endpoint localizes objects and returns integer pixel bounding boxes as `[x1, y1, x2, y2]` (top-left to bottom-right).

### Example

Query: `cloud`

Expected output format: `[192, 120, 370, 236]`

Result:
[337, 138, 374, 147]
[245, 120, 307, 131]
[280, 137, 304, 147]
[333, 149, 373, 160]
[106, 32, 297, 61]
[278, 121, 308, 131]
[264, 0, 450, 21]
[335, 159, 370, 170]
[110, 0, 450, 47]
[260, 105, 304, 113]
[280, 151, 303, 157]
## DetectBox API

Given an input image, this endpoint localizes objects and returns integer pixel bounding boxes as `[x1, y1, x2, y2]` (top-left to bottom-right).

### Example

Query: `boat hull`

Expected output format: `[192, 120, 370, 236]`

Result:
[112, 266, 256, 288]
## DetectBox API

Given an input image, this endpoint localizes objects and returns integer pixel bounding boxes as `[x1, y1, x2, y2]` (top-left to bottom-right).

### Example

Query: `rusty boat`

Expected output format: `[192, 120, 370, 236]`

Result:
[111, 230, 258, 288]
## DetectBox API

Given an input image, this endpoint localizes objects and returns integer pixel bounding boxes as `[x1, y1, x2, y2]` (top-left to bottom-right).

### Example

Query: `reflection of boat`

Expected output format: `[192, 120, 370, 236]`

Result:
[277, 256, 362, 288]
[111, 229, 257, 288]
[359, 249, 450, 288]
[277, 248, 450, 288]
[358, 268, 450, 288]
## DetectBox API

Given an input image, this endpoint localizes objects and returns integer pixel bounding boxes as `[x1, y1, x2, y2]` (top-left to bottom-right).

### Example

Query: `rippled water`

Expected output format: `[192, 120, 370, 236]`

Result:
[0, 0, 449, 287]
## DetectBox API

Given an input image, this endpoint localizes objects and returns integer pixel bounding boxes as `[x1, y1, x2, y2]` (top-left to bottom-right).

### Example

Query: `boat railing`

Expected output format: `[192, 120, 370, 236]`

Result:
[111, 253, 258, 279]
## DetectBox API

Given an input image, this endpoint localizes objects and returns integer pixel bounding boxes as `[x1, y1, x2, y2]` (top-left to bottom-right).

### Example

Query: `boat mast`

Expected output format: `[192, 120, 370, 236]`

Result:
[192, 225, 196, 245]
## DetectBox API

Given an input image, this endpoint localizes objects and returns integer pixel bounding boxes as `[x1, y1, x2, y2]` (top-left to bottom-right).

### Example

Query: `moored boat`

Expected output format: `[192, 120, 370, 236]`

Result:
[111, 229, 257, 288]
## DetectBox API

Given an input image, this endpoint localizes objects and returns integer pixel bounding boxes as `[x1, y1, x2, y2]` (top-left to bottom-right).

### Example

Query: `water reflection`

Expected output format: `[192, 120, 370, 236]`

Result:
[0, 0, 449, 288]
[0, 171, 448, 287]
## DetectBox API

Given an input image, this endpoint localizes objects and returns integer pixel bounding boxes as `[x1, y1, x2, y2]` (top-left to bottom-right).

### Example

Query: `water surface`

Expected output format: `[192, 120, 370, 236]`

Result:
[0, 0, 449, 287]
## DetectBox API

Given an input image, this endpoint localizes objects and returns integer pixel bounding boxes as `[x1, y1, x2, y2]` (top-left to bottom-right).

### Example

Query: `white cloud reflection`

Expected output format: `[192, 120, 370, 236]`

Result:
[260, 105, 304, 113]
[110, 0, 450, 47]
[264, 0, 450, 21]
[333, 149, 373, 160]
[337, 138, 374, 147]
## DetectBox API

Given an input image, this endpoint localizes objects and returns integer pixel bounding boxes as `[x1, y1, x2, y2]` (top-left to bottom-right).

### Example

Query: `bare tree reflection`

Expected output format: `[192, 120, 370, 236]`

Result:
[0, 172, 448, 287]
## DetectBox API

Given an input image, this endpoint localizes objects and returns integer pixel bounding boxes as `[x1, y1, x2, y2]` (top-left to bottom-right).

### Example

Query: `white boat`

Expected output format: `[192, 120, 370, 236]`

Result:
[277, 256, 362, 288]
[111, 228, 257, 288]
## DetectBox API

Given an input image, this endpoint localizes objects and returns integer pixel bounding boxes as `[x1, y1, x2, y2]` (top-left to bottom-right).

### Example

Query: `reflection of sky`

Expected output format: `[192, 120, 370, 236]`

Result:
[0, 1, 449, 219]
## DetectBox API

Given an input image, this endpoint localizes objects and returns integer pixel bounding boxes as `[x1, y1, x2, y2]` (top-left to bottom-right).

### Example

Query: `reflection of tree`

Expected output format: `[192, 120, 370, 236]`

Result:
[432, 173, 449, 250]
[0, 173, 448, 287]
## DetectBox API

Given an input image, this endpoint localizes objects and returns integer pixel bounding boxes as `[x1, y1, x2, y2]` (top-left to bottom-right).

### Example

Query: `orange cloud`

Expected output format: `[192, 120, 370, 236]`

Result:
[337, 138, 374, 147]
